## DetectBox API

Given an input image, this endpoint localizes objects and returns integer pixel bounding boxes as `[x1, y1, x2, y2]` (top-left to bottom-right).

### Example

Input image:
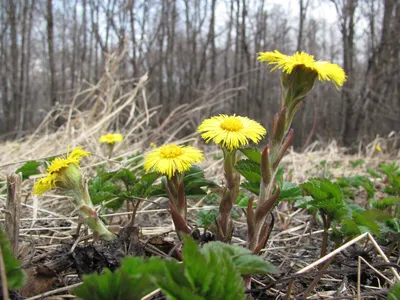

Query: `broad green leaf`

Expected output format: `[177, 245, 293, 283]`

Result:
[183, 236, 210, 291]
[0, 226, 26, 289]
[234, 159, 262, 183]
[186, 187, 208, 198]
[278, 181, 302, 201]
[301, 178, 342, 202]
[371, 196, 400, 210]
[340, 219, 362, 237]
[241, 181, 260, 195]
[201, 241, 276, 275]
[239, 147, 261, 164]
[293, 196, 314, 209]
[139, 172, 159, 189]
[15, 161, 42, 180]
[73, 257, 162, 300]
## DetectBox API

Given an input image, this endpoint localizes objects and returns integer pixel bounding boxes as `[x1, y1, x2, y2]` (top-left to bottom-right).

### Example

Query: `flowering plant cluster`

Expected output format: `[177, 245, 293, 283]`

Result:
[140, 51, 346, 251]
[31, 51, 388, 299]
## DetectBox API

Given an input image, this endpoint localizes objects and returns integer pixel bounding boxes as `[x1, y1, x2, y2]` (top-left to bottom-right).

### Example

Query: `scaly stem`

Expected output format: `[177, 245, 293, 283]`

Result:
[216, 148, 240, 242]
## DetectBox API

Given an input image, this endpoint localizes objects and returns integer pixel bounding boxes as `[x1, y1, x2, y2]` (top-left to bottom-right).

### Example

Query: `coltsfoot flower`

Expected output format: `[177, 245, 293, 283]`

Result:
[99, 133, 123, 144]
[197, 115, 266, 151]
[33, 147, 90, 196]
[144, 144, 204, 178]
[258, 50, 346, 88]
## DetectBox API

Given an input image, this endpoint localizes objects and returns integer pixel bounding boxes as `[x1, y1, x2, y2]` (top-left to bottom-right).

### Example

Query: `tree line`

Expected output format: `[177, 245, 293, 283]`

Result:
[0, 0, 399, 147]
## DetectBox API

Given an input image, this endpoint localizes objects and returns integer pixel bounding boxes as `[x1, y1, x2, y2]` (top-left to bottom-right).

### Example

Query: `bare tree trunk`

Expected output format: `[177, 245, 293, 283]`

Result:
[210, 0, 217, 84]
[129, 0, 137, 77]
[70, 0, 78, 93]
[297, 0, 309, 52]
[17, 0, 29, 137]
[333, 0, 358, 146]
[8, 0, 19, 132]
[80, 0, 87, 84]
[0, 0, 10, 132]
[23, 0, 35, 129]
[167, 0, 177, 102]
[47, 0, 57, 106]
[224, 1, 234, 84]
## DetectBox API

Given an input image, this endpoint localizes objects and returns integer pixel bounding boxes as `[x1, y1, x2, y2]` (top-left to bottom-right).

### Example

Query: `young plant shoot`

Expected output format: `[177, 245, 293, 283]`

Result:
[33, 147, 117, 241]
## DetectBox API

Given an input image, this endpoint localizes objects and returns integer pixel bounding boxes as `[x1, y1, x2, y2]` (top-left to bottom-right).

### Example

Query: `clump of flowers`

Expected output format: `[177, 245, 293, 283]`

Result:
[144, 144, 204, 235]
[99, 133, 123, 157]
[33, 147, 116, 241]
[198, 114, 266, 242]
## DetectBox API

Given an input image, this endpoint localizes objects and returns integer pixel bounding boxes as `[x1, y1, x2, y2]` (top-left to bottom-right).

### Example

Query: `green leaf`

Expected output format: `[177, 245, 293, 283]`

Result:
[157, 261, 201, 300]
[278, 181, 302, 201]
[275, 165, 284, 186]
[196, 209, 219, 228]
[0, 226, 26, 290]
[293, 196, 314, 209]
[301, 178, 342, 202]
[239, 147, 261, 164]
[235, 193, 256, 209]
[351, 209, 390, 237]
[139, 172, 160, 190]
[234, 159, 261, 183]
[340, 219, 362, 237]
[371, 196, 400, 210]
[15, 161, 42, 180]
[339, 176, 375, 198]
[201, 241, 276, 275]
[73, 257, 163, 300]
[349, 159, 365, 168]
[388, 282, 400, 300]
[241, 181, 260, 195]
[366, 168, 381, 178]
[301, 178, 350, 222]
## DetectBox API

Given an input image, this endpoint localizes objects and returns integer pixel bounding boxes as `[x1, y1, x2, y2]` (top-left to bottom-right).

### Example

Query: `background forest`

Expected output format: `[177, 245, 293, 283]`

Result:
[0, 0, 399, 148]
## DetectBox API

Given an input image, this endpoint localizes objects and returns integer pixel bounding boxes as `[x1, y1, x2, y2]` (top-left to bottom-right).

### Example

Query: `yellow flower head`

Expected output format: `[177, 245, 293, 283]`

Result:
[99, 133, 123, 144]
[33, 147, 90, 196]
[68, 147, 91, 162]
[375, 145, 382, 152]
[144, 144, 204, 178]
[197, 114, 266, 151]
[258, 50, 346, 88]
[33, 173, 57, 196]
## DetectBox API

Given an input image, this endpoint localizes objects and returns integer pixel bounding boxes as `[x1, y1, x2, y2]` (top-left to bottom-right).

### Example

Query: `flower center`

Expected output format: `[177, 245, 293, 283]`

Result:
[160, 145, 185, 158]
[220, 117, 243, 132]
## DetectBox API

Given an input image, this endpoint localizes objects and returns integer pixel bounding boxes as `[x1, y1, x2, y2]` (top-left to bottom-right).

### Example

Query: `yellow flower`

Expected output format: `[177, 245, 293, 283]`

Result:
[99, 133, 123, 144]
[33, 173, 57, 196]
[68, 147, 90, 162]
[46, 147, 90, 173]
[33, 147, 90, 196]
[197, 115, 266, 151]
[144, 144, 204, 178]
[258, 50, 346, 88]
[375, 145, 382, 152]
